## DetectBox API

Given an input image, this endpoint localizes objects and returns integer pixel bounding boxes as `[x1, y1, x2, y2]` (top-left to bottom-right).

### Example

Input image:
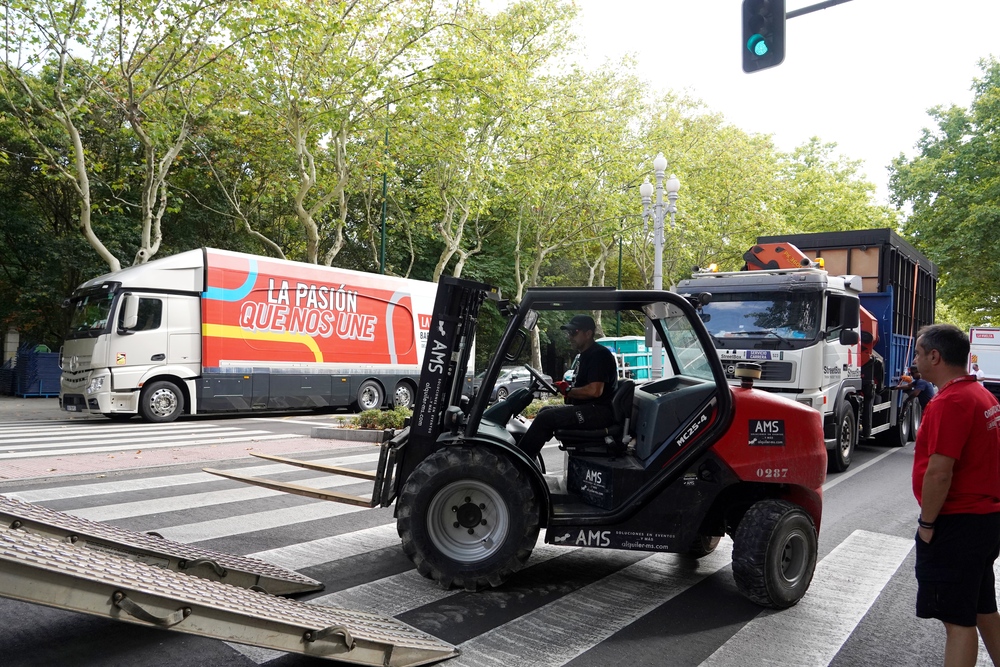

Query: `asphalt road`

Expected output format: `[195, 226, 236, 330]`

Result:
[0, 409, 990, 667]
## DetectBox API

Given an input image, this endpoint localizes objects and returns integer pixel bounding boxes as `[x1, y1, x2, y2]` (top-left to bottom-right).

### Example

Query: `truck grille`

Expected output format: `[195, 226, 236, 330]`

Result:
[723, 360, 793, 382]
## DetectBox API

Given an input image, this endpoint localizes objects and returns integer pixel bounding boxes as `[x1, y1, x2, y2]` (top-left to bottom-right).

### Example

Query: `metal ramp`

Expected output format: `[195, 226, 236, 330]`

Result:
[0, 527, 458, 666]
[0, 495, 322, 595]
[204, 431, 405, 510]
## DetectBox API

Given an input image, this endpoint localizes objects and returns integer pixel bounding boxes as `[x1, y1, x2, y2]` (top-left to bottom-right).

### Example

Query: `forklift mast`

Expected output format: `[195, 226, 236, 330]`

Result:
[400, 276, 497, 487]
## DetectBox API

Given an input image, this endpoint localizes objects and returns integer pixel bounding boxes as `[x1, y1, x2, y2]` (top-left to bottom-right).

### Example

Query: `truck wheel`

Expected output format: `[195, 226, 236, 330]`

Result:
[733, 499, 817, 609]
[356, 380, 383, 411]
[397, 446, 539, 591]
[897, 398, 916, 446]
[910, 399, 923, 434]
[683, 534, 721, 558]
[139, 381, 183, 423]
[393, 381, 415, 409]
[828, 402, 856, 473]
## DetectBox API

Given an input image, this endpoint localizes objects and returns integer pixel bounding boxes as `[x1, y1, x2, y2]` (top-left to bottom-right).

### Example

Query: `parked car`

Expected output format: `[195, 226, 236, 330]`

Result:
[473, 365, 553, 402]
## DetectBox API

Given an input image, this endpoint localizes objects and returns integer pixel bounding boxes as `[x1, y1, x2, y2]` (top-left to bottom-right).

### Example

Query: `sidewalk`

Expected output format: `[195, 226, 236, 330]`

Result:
[0, 396, 366, 483]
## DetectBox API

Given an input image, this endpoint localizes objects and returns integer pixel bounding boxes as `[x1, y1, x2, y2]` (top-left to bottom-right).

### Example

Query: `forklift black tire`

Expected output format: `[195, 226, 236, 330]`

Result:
[139, 380, 183, 423]
[397, 446, 540, 591]
[733, 499, 817, 609]
[683, 534, 722, 558]
[827, 402, 856, 473]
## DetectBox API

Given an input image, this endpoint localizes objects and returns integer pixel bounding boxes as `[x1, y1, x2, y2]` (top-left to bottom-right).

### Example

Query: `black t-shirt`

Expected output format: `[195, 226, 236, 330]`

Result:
[571, 343, 618, 406]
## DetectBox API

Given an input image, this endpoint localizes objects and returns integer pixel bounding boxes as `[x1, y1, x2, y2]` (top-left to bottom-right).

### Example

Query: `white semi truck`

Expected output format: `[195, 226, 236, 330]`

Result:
[970, 327, 1000, 401]
[678, 229, 937, 471]
[59, 248, 441, 422]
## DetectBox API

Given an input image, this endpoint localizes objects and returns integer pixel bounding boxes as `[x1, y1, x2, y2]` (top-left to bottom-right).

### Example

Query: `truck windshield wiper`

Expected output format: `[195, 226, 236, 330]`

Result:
[736, 330, 792, 343]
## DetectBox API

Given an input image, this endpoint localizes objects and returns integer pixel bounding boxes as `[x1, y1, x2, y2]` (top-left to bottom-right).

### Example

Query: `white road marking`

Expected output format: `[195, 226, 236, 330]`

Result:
[448, 540, 734, 667]
[0, 428, 275, 450]
[229, 537, 583, 664]
[250, 522, 399, 570]
[6, 452, 380, 503]
[154, 496, 370, 543]
[0, 433, 299, 459]
[823, 446, 906, 491]
[321, 539, 579, 617]
[70, 472, 375, 522]
[0, 422, 227, 437]
[700, 530, 914, 667]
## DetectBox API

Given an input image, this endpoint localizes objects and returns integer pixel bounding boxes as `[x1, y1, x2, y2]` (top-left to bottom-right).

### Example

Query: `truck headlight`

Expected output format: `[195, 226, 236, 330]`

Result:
[796, 397, 813, 408]
[86, 377, 105, 394]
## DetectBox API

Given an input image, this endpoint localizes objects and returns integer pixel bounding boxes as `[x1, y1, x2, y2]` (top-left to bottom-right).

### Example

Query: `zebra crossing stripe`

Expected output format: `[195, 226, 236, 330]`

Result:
[154, 494, 372, 543]
[251, 522, 400, 571]
[0, 427, 252, 446]
[229, 537, 587, 665]
[0, 422, 228, 438]
[0, 433, 298, 459]
[72, 472, 376, 522]
[446, 540, 735, 667]
[321, 539, 580, 617]
[0, 429, 292, 458]
[7, 452, 381, 503]
[699, 530, 914, 667]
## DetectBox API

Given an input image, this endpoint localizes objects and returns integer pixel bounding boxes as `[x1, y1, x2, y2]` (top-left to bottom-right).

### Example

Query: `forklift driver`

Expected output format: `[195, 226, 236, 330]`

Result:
[516, 314, 618, 460]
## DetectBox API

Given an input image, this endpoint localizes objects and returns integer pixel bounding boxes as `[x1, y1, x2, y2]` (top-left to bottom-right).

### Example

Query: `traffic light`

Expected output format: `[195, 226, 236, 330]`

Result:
[742, 0, 785, 73]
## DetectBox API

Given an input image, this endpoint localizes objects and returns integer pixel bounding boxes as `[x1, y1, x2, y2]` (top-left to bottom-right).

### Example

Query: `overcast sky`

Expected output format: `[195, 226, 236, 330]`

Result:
[572, 0, 1000, 203]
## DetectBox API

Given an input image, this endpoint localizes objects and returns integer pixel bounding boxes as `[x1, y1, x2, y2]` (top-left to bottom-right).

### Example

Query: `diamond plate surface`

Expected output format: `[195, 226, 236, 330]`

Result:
[0, 495, 322, 594]
[0, 528, 455, 655]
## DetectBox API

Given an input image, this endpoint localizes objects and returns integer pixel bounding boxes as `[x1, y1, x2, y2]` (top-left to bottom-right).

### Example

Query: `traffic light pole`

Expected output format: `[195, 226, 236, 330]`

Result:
[786, 0, 853, 20]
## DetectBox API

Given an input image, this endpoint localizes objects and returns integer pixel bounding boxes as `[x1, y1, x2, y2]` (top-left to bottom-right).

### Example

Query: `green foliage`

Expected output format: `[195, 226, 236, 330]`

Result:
[890, 58, 1000, 326]
[352, 407, 411, 430]
[0, 0, 897, 365]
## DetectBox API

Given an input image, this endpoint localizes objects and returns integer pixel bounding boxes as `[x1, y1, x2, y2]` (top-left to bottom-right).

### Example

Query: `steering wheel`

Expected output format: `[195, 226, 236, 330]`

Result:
[525, 364, 559, 395]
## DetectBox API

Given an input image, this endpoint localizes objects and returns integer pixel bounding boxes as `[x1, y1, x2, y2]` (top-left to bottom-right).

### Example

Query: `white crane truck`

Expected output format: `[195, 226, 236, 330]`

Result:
[678, 229, 937, 471]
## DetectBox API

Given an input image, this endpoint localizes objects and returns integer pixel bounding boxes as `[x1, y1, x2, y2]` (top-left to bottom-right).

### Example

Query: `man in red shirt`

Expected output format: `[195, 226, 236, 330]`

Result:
[913, 323, 1000, 666]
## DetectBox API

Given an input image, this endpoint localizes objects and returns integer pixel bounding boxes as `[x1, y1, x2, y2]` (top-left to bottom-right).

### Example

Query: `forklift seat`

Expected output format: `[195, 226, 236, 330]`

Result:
[555, 380, 635, 457]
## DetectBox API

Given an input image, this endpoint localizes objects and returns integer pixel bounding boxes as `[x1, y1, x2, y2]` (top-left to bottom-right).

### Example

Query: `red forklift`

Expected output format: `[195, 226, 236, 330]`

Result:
[213, 277, 828, 609]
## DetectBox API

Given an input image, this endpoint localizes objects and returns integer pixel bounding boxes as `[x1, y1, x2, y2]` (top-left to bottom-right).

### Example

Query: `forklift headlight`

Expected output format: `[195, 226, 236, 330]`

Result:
[86, 377, 105, 394]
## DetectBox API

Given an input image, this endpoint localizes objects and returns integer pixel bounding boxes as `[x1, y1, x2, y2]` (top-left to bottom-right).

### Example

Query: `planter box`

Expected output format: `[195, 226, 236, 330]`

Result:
[311, 427, 394, 443]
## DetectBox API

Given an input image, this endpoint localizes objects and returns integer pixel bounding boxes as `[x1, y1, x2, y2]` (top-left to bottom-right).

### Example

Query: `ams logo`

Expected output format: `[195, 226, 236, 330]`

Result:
[575, 530, 611, 547]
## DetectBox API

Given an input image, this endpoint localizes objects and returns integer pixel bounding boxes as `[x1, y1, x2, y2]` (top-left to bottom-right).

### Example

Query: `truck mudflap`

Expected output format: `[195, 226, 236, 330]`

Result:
[204, 428, 406, 509]
[0, 495, 322, 595]
[0, 527, 459, 666]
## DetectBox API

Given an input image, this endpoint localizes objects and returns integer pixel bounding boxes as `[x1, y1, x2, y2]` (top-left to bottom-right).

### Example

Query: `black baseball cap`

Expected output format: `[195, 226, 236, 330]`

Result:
[561, 314, 596, 332]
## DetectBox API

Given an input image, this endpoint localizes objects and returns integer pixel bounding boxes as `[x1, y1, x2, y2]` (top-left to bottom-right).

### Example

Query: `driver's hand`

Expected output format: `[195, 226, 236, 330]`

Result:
[554, 380, 570, 396]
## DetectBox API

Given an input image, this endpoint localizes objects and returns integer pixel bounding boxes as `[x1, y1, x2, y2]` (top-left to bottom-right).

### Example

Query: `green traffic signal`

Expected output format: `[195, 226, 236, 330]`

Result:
[742, 0, 785, 73]
[747, 34, 768, 56]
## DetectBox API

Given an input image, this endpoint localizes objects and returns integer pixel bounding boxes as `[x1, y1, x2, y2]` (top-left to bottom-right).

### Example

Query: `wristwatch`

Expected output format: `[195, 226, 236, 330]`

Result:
[917, 516, 935, 529]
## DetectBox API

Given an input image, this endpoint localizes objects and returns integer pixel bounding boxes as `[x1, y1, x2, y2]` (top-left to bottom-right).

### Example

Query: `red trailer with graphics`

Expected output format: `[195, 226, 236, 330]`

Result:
[59, 249, 443, 422]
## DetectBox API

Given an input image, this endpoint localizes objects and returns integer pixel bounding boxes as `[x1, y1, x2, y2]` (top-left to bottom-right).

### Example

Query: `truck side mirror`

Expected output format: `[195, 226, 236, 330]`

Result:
[839, 329, 860, 346]
[841, 298, 860, 329]
[120, 294, 139, 331]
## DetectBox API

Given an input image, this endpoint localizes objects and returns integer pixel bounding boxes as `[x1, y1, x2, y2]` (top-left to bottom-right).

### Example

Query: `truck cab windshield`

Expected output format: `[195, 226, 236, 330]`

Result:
[66, 291, 115, 339]
[699, 291, 821, 348]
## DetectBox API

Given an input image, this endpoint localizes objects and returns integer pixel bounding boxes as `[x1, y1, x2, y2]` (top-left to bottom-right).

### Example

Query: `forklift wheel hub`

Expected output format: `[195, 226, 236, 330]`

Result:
[427, 480, 509, 563]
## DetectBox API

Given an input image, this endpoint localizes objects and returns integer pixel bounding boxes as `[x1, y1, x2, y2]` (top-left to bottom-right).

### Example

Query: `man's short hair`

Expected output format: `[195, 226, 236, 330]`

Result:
[917, 324, 970, 367]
